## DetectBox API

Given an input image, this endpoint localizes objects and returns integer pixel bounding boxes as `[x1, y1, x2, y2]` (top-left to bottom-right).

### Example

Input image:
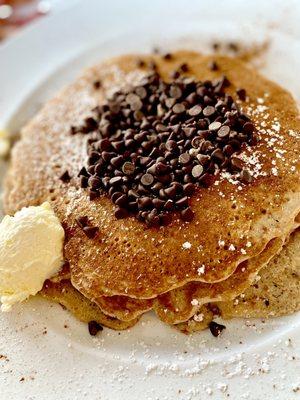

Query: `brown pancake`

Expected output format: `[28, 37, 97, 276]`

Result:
[218, 229, 300, 319]
[40, 279, 139, 330]
[177, 229, 300, 333]
[3, 51, 300, 302]
[48, 230, 290, 325]
[40, 229, 299, 332]
[79, 235, 283, 323]
[153, 236, 284, 324]
[86, 293, 153, 321]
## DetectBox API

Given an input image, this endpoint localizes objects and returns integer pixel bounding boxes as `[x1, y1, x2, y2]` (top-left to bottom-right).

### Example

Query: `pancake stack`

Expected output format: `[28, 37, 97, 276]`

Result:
[3, 51, 300, 333]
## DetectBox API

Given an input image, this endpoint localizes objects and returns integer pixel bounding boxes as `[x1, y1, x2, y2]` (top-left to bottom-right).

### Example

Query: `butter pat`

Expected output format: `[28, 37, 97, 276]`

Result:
[0, 202, 65, 311]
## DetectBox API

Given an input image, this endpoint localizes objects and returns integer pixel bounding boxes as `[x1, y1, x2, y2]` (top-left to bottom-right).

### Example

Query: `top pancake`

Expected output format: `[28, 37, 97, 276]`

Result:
[3, 51, 300, 298]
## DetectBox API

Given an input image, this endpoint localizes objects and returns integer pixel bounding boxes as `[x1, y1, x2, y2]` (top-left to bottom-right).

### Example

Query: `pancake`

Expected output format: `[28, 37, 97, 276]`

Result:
[3, 51, 300, 323]
[40, 279, 139, 330]
[40, 229, 299, 332]
[81, 235, 283, 323]
[153, 235, 284, 324]
[177, 229, 300, 333]
[49, 263, 151, 321]
[45, 229, 290, 325]
[87, 293, 153, 321]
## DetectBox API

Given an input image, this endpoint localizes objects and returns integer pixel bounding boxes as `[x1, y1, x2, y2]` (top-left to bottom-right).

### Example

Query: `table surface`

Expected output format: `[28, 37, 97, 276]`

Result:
[0, 0, 77, 41]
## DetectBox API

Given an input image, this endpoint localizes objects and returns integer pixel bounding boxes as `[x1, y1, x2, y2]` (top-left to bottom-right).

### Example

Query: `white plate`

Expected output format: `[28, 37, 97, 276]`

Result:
[0, 1, 300, 399]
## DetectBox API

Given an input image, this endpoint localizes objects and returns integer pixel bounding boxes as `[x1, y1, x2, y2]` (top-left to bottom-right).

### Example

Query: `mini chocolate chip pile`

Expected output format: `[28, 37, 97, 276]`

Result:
[75, 72, 257, 226]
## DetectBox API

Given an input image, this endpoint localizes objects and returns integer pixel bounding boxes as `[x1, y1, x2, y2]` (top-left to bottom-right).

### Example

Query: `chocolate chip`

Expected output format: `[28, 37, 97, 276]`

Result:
[93, 80, 101, 89]
[160, 213, 172, 225]
[115, 194, 128, 208]
[191, 137, 201, 148]
[209, 121, 222, 131]
[98, 138, 112, 151]
[212, 42, 220, 51]
[138, 197, 152, 209]
[228, 42, 239, 52]
[89, 190, 99, 200]
[140, 157, 152, 167]
[211, 148, 225, 162]
[146, 210, 160, 226]
[88, 321, 103, 336]
[148, 61, 158, 71]
[183, 127, 196, 138]
[78, 166, 89, 177]
[185, 92, 196, 104]
[164, 199, 174, 210]
[59, 170, 71, 183]
[217, 125, 230, 138]
[223, 144, 234, 156]
[164, 185, 177, 199]
[199, 173, 215, 187]
[170, 70, 180, 79]
[152, 198, 165, 209]
[114, 207, 129, 219]
[243, 122, 255, 134]
[230, 156, 245, 171]
[188, 105, 202, 116]
[209, 321, 226, 337]
[136, 59, 146, 68]
[165, 98, 176, 109]
[166, 140, 177, 151]
[122, 162, 135, 175]
[208, 61, 218, 71]
[84, 118, 99, 133]
[163, 52, 173, 60]
[135, 86, 147, 99]
[240, 168, 253, 183]
[179, 63, 189, 72]
[170, 85, 182, 99]
[83, 226, 99, 239]
[141, 173, 154, 186]
[102, 151, 115, 162]
[207, 303, 221, 316]
[88, 176, 102, 190]
[111, 191, 123, 203]
[181, 207, 194, 222]
[214, 76, 230, 93]
[196, 154, 210, 165]
[155, 162, 171, 175]
[172, 103, 186, 114]
[126, 93, 142, 111]
[111, 156, 124, 168]
[183, 183, 195, 196]
[109, 176, 123, 186]
[192, 165, 203, 178]
[203, 105, 215, 117]
[179, 152, 191, 165]
[80, 176, 88, 188]
[236, 88, 246, 101]
[176, 196, 188, 208]
[76, 216, 89, 228]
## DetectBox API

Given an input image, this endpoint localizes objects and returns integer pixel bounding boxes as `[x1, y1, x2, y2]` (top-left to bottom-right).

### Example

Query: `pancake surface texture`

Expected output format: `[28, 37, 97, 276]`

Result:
[177, 229, 300, 333]
[3, 51, 300, 331]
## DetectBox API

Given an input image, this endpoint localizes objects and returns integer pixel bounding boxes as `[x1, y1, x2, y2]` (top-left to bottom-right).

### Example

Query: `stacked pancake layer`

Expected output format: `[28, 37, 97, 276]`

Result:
[3, 51, 300, 332]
